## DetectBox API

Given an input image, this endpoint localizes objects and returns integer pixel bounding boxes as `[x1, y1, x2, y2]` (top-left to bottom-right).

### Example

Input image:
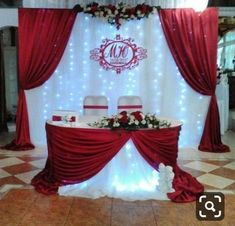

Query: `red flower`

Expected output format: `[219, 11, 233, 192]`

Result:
[90, 6, 98, 13]
[120, 111, 127, 116]
[107, 4, 116, 12]
[131, 111, 143, 121]
[120, 115, 128, 124]
[127, 8, 135, 15]
[141, 5, 148, 14]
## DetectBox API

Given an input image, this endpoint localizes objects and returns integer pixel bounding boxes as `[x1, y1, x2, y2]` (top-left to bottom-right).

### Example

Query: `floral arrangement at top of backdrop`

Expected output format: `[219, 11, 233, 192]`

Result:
[73, 2, 160, 29]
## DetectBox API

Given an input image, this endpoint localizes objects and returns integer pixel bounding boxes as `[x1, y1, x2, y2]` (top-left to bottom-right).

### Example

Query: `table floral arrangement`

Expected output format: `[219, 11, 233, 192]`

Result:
[88, 111, 171, 130]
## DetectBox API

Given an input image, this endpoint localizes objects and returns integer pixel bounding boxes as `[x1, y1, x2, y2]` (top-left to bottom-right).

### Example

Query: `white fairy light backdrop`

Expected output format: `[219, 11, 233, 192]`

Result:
[25, 13, 210, 148]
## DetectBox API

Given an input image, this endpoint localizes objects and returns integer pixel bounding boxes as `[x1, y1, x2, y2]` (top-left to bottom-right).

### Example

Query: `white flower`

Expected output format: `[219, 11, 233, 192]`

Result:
[141, 120, 146, 124]
[95, 11, 99, 16]
[152, 7, 157, 14]
[99, 11, 104, 17]
[148, 124, 153, 128]
[114, 10, 118, 15]
[131, 15, 135, 19]
[130, 115, 135, 121]
[134, 120, 139, 125]
[113, 122, 120, 127]
[136, 10, 141, 15]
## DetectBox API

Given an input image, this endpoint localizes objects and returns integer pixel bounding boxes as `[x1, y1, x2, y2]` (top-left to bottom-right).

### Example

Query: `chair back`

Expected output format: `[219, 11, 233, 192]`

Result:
[83, 96, 108, 116]
[117, 96, 142, 113]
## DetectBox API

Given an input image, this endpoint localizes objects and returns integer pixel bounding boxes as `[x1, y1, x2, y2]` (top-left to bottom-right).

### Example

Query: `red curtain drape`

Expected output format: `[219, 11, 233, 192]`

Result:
[159, 8, 229, 153]
[3, 8, 77, 150]
[32, 123, 203, 202]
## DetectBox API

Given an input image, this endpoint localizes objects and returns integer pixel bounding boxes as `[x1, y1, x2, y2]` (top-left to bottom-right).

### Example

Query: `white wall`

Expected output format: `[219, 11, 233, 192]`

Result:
[0, 9, 18, 28]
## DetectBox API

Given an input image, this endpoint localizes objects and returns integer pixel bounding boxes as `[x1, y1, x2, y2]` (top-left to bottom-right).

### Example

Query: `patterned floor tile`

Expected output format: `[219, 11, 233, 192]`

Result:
[17, 156, 46, 162]
[0, 157, 25, 168]
[0, 169, 11, 179]
[0, 176, 27, 186]
[203, 160, 233, 166]
[14, 169, 41, 184]
[223, 161, 235, 170]
[197, 173, 235, 189]
[183, 161, 220, 172]
[28, 159, 46, 168]
[0, 184, 24, 194]
[179, 166, 206, 178]
[3, 163, 39, 175]
[0, 156, 8, 160]
[224, 182, 235, 190]
[209, 167, 235, 180]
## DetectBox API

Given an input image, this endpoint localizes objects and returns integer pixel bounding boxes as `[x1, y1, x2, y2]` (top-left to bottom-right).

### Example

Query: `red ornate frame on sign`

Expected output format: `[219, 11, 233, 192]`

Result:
[90, 35, 147, 74]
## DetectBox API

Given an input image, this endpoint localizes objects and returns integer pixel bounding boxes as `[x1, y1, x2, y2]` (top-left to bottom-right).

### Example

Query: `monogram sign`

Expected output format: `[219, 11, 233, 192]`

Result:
[90, 35, 147, 74]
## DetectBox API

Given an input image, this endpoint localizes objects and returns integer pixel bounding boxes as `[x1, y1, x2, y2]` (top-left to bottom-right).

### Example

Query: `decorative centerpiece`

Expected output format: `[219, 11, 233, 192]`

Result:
[88, 111, 171, 130]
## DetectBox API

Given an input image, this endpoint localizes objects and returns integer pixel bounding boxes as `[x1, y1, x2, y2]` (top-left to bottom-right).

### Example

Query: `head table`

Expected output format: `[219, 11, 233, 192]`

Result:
[32, 119, 203, 203]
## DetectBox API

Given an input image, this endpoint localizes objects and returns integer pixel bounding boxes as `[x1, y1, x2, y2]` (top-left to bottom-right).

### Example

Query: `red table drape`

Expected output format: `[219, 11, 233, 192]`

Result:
[159, 8, 229, 153]
[3, 9, 77, 150]
[32, 123, 204, 203]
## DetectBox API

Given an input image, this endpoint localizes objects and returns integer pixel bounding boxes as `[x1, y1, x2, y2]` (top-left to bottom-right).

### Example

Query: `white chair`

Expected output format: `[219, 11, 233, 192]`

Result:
[83, 95, 108, 116]
[117, 96, 143, 113]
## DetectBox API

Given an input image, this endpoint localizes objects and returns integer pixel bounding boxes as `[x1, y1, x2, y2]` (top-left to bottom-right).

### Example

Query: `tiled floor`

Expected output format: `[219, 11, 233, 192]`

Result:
[0, 130, 235, 225]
